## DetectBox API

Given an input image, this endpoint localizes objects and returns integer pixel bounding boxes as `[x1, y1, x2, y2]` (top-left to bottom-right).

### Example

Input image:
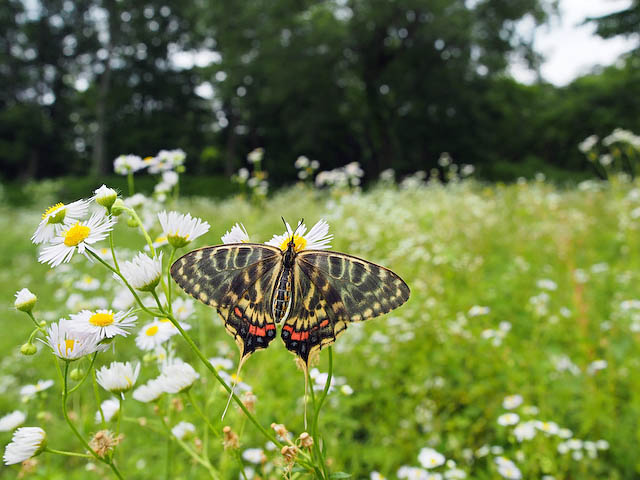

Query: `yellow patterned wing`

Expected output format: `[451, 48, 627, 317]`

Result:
[282, 250, 410, 365]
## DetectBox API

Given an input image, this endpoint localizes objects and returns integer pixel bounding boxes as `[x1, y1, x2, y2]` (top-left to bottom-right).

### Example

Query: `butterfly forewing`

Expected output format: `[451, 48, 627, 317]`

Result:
[171, 244, 282, 358]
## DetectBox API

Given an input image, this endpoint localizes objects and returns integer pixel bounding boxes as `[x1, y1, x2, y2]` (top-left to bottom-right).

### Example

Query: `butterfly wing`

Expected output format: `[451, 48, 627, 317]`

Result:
[171, 243, 282, 358]
[282, 250, 410, 365]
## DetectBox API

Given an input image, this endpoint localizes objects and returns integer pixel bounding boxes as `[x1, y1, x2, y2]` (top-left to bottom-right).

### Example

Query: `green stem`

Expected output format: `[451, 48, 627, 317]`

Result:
[93, 368, 107, 428]
[159, 414, 218, 479]
[89, 251, 159, 318]
[45, 447, 92, 458]
[68, 352, 98, 394]
[166, 247, 177, 313]
[62, 362, 125, 480]
[127, 173, 135, 196]
[124, 207, 156, 257]
[109, 231, 120, 272]
[26, 311, 45, 332]
[160, 311, 282, 448]
[186, 389, 220, 438]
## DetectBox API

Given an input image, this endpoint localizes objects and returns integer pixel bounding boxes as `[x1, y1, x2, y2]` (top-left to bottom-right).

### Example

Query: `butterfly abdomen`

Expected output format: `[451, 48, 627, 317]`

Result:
[272, 266, 293, 323]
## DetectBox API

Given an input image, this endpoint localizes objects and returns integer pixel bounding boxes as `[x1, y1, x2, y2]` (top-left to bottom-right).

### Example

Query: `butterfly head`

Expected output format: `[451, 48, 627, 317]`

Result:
[281, 217, 304, 264]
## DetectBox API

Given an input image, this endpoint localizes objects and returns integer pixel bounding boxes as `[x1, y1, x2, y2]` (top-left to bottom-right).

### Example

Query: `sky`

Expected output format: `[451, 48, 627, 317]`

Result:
[510, 0, 637, 85]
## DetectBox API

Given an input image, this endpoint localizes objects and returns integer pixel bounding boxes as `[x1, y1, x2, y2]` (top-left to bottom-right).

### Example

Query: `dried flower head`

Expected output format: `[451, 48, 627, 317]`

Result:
[89, 430, 122, 458]
[222, 426, 239, 450]
[281, 445, 298, 463]
[242, 391, 257, 413]
[299, 432, 314, 449]
[271, 422, 289, 440]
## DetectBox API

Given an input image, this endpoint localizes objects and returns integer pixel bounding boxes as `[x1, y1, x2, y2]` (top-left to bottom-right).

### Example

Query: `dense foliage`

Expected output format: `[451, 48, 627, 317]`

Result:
[1, 0, 639, 184]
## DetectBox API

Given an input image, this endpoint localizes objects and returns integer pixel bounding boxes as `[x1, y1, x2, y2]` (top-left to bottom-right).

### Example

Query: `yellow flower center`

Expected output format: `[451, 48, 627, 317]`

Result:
[144, 156, 155, 163]
[61, 339, 75, 356]
[43, 202, 64, 219]
[146, 325, 159, 336]
[158, 317, 170, 323]
[154, 235, 167, 244]
[231, 373, 243, 382]
[89, 312, 114, 327]
[64, 223, 91, 247]
[279, 234, 306, 252]
[43, 203, 67, 224]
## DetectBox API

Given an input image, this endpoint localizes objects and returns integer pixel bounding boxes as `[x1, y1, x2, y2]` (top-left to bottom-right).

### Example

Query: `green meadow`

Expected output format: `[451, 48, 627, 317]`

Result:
[1, 177, 639, 479]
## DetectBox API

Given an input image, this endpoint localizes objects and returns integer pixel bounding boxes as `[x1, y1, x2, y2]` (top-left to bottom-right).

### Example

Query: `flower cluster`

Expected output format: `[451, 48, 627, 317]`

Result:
[233, 147, 269, 198]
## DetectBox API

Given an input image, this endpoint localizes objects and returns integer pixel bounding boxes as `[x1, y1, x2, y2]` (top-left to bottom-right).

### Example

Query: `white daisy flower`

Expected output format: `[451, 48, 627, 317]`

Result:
[418, 447, 446, 469]
[502, 394, 523, 410]
[96, 398, 120, 423]
[3, 427, 46, 465]
[158, 360, 199, 393]
[44, 319, 100, 360]
[143, 234, 169, 252]
[132, 378, 165, 403]
[158, 211, 210, 248]
[535, 420, 560, 435]
[171, 421, 196, 440]
[74, 275, 101, 291]
[31, 199, 91, 245]
[157, 317, 192, 336]
[69, 309, 137, 342]
[513, 421, 537, 442]
[20, 380, 54, 399]
[113, 154, 145, 175]
[94, 185, 118, 209]
[0, 411, 26, 432]
[444, 468, 466, 479]
[221, 223, 250, 244]
[209, 357, 234, 371]
[494, 457, 521, 480]
[219, 371, 252, 393]
[266, 219, 332, 252]
[14, 288, 37, 312]
[96, 361, 140, 394]
[497, 413, 520, 426]
[397, 466, 431, 479]
[173, 297, 195, 321]
[120, 252, 163, 291]
[247, 147, 264, 163]
[135, 321, 172, 351]
[162, 170, 179, 187]
[38, 212, 117, 268]
[242, 448, 265, 464]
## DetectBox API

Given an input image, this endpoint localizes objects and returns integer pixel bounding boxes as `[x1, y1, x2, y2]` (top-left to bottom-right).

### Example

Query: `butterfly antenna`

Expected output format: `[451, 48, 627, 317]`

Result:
[221, 355, 247, 420]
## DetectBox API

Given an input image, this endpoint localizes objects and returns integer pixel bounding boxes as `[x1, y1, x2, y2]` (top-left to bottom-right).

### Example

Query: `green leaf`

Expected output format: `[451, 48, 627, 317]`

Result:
[329, 473, 352, 479]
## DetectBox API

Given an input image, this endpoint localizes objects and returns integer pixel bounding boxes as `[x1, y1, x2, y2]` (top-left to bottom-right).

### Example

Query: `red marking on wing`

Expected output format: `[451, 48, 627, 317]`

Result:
[265, 324, 276, 331]
[283, 325, 294, 333]
[291, 330, 309, 341]
[319, 320, 329, 328]
[234, 307, 243, 318]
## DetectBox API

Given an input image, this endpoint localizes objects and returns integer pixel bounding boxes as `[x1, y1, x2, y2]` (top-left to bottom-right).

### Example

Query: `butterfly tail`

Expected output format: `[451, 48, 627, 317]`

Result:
[221, 354, 248, 420]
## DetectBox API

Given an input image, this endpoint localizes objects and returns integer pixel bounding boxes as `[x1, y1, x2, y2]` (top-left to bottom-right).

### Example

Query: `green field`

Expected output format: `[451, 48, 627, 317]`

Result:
[1, 177, 639, 479]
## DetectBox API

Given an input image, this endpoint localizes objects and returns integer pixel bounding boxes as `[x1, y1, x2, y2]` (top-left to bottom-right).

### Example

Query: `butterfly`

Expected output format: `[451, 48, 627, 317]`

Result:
[170, 220, 410, 368]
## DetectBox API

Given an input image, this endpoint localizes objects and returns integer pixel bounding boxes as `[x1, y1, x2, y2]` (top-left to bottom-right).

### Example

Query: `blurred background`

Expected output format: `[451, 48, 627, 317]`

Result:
[0, 0, 639, 191]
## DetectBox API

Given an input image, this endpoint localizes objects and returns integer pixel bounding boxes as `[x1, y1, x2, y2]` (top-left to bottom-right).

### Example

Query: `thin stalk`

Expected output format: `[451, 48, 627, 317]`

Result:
[93, 368, 107, 428]
[45, 447, 92, 458]
[127, 173, 134, 196]
[68, 352, 98, 394]
[186, 389, 220, 438]
[109, 231, 120, 271]
[159, 414, 218, 479]
[62, 363, 125, 480]
[160, 311, 282, 448]
[26, 311, 45, 332]
[166, 247, 177, 312]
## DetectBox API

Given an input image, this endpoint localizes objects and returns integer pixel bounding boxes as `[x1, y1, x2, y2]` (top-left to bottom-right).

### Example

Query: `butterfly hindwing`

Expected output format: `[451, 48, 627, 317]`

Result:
[282, 250, 410, 365]
[171, 244, 281, 358]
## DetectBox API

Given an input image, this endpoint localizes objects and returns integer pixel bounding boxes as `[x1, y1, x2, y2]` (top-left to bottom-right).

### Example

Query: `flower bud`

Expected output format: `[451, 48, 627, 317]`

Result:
[15, 288, 37, 312]
[20, 343, 37, 356]
[94, 185, 118, 210]
[111, 199, 126, 216]
[69, 368, 84, 381]
[127, 217, 139, 228]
